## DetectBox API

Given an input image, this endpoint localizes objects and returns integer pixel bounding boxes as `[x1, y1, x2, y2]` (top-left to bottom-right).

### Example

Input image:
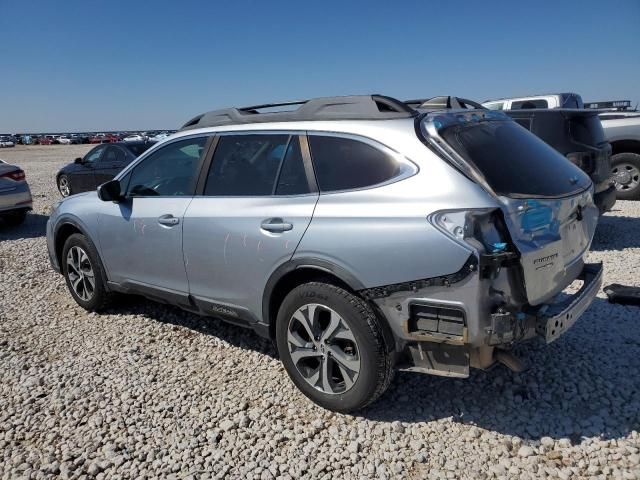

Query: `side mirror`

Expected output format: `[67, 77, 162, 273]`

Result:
[98, 179, 123, 202]
[74, 157, 83, 164]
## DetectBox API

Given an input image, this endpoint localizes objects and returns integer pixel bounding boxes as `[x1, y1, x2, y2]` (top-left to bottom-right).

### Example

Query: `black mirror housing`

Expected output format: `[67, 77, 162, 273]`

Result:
[74, 157, 83, 164]
[98, 179, 122, 202]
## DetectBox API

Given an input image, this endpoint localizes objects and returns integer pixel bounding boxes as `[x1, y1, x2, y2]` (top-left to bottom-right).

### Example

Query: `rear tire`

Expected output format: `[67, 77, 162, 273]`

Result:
[611, 153, 640, 200]
[275, 282, 394, 412]
[62, 233, 114, 311]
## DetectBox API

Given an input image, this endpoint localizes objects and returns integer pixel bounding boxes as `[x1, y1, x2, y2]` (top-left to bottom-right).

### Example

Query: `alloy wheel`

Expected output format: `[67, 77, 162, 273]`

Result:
[66, 246, 95, 301]
[59, 176, 70, 197]
[287, 303, 361, 395]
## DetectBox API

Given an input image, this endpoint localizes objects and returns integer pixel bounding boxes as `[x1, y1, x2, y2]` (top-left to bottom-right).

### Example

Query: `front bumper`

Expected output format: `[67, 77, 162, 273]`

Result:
[46, 219, 61, 273]
[535, 262, 603, 343]
[594, 183, 616, 214]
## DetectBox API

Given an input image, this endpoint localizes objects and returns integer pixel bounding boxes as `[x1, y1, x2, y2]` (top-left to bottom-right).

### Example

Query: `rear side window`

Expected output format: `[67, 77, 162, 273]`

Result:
[308, 135, 400, 192]
[205, 134, 309, 196]
[511, 99, 548, 109]
[440, 120, 591, 197]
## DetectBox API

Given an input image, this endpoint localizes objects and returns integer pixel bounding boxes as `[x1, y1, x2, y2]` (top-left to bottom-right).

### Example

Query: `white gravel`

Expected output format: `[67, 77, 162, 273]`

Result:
[1, 145, 639, 479]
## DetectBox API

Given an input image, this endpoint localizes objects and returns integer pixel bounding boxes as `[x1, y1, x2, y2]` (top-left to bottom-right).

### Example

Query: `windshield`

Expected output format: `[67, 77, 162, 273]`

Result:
[425, 114, 592, 198]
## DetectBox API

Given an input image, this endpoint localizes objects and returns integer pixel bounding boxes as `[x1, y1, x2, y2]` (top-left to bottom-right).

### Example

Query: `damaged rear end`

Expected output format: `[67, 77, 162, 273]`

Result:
[378, 110, 603, 376]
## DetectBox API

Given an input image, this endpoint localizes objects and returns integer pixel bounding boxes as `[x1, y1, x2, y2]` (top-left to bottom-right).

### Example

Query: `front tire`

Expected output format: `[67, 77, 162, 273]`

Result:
[611, 153, 640, 200]
[276, 282, 394, 412]
[62, 233, 114, 311]
[58, 174, 72, 197]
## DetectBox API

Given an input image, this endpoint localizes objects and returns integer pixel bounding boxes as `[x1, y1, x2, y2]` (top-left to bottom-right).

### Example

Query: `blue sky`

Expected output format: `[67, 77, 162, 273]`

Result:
[1, 0, 638, 132]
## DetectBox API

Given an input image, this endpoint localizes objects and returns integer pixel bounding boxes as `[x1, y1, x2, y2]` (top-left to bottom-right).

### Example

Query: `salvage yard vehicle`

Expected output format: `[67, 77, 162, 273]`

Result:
[0, 136, 16, 147]
[56, 141, 155, 197]
[0, 159, 32, 226]
[47, 95, 603, 412]
[408, 97, 615, 213]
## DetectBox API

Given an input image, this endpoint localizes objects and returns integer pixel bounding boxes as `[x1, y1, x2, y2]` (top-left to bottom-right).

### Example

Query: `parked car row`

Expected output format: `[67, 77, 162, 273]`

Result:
[0, 131, 175, 146]
[45, 94, 605, 412]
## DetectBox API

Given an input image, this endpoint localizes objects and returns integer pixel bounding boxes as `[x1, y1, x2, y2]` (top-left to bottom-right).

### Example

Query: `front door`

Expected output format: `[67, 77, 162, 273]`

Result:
[97, 135, 211, 302]
[73, 144, 105, 193]
[183, 133, 318, 321]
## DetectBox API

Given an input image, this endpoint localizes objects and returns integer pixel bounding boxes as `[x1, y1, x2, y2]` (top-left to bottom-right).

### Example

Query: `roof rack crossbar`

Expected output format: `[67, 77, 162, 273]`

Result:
[239, 99, 308, 112]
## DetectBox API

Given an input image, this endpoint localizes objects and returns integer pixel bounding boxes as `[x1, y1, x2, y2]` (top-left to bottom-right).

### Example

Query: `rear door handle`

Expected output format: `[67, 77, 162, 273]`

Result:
[261, 218, 293, 233]
[158, 214, 180, 226]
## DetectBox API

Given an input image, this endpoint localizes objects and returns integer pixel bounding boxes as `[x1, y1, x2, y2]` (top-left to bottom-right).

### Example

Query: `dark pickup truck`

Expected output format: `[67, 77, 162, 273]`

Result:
[505, 108, 615, 212]
[408, 97, 616, 213]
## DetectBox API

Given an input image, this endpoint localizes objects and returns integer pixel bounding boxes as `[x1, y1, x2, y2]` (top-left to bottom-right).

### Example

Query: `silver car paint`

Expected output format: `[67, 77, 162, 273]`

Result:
[47, 115, 599, 354]
[183, 194, 318, 319]
[97, 197, 194, 294]
[0, 161, 32, 213]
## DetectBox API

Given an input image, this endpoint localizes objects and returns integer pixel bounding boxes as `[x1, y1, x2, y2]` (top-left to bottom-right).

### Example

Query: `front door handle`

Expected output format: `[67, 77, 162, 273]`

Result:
[158, 214, 180, 226]
[261, 218, 293, 233]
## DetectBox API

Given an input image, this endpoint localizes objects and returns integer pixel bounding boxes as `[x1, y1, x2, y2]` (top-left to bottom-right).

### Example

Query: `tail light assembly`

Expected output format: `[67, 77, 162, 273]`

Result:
[0, 169, 26, 181]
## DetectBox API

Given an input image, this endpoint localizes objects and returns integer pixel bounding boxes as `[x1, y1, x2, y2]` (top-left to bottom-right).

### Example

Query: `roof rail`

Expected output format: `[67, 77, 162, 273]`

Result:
[405, 96, 485, 110]
[179, 95, 417, 130]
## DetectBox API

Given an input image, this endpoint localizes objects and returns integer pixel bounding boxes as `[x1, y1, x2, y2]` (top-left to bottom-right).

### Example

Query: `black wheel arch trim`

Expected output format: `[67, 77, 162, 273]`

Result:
[261, 257, 366, 326]
[53, 215, 111, 291]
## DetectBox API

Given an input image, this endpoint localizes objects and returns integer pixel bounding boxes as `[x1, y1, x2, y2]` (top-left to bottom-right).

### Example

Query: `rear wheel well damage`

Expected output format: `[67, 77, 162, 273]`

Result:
[264, 266, 395, 350]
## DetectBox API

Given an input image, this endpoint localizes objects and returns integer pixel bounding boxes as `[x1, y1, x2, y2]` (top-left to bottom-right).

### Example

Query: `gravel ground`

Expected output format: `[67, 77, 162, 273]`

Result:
[1, 145, 639, 480]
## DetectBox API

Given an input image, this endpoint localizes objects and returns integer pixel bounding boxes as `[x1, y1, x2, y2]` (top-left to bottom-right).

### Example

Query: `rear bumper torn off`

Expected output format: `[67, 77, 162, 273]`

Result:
[535, 262, 603, 343]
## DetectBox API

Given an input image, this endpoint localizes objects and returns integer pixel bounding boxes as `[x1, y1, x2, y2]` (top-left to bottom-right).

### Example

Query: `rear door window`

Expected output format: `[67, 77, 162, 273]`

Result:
[308, 135, 400, 192]
[439, 119, 591, 197]
[205, 134, 309, 196]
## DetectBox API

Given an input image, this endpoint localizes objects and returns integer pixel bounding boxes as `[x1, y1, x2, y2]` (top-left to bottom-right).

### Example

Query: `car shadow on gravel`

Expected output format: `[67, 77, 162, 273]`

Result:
[103, 296, 278, 358]
[0, 213, 48, 240]
[101, 294, 639, 443]
[592, 213, 640, 251]
[359, 297, 640, 442]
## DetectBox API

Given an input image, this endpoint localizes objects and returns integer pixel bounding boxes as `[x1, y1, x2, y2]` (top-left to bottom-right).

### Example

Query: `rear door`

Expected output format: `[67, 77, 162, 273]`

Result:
[93, 145, 128, 187]
[182, 132, 318, 320]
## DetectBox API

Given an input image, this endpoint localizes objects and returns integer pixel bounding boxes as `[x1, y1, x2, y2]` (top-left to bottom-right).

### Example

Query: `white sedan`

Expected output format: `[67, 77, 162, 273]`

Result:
[0, 137, 15, 148]
[123, 134, 144, 142]
[56, 136, 72, 145]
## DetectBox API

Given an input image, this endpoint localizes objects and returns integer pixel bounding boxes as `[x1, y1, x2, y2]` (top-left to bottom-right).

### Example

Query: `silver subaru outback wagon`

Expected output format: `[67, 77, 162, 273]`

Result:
[47, 95, 603, 412]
